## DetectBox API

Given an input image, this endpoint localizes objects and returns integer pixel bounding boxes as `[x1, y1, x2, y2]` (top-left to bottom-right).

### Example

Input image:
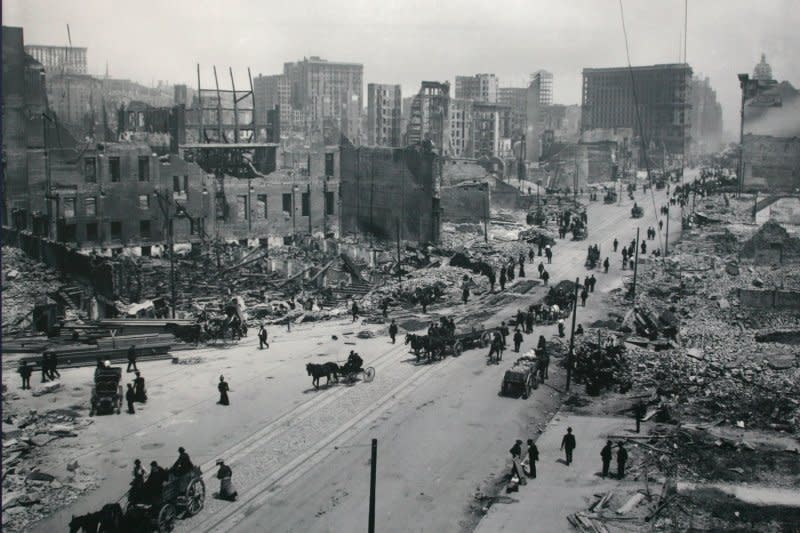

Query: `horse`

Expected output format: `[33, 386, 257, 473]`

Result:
[306, 362, 339, 389]
[69, 503, 125, 533]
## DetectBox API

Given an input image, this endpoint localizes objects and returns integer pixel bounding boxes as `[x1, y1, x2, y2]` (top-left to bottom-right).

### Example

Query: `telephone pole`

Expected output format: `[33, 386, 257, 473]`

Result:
[631, 227, 640, 298]
[565, 277, 580, 391]
[369, 438, 377, 533]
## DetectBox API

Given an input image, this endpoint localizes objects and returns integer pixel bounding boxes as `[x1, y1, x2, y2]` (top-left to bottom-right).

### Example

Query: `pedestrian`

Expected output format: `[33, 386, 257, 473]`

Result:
[509, 439, 526, 484]
[603, 257, 609, 273]
[499, 268, 507, 291]
[641, 241, 647, 255]
[540, 350, 550, 380]
[46, 352, 60, 380]
[127, 345, 138, 373]
[500, 321, 510, 348]
[542, 269, 549, 286]
[389, 319, 398, 344]
[126, 384, 136, 414]
[513, 329, 523, 352]
[421, 293, 428, 313]
[130, 459, 146, 504]
[381, 298, 390, 318]
[526, 439, 539, 478]
[629, 258, 635, 270]
[488, 268, 496, 292]
[589, 274, 596, 293]
[576, 324, 584, 335]
[519, 253, 525, 268]
[507, 263, 515, 282]
[351, 301, 359, 322]
[528, 248, 535, 263]
[215, 459, 238, 501]
[601, 440, 613, 478]
[258, 324, 269, 349]
[557, 318, 565, 337]
[525, 312, 534, 334]
[537, 335, 547, 353]
[145, 461, 167, 504]
[617, 442, 628, 479]
[133, 371, 147, 403]
[519, 262, 525, 278]
[18, 361, 32, 390]
[545, 246, 552, 264]
[659, 219, 664, 231]
[218, 375, 230, 406]
[560, 427, 576, 465]
[583, 275, 590, 291]
[537, 262, 545, 278]
[40, 353, 49, 383]
[462, 285, 470, 304]
[580, 288, 588, 307]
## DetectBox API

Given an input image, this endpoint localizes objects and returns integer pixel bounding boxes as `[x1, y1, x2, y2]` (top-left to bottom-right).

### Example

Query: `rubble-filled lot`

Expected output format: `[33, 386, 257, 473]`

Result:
[2, 246, 64, 332]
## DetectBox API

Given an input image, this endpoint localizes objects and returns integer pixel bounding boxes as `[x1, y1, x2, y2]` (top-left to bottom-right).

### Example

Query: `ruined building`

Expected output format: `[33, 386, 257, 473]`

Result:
[742, 55, 800, 191]
[406, 81, 451, 152]
[581, 63, 692, 167]
[689, 75, 723, 157]
[339, 142, 440, 244]
[455, 73, 498, 103]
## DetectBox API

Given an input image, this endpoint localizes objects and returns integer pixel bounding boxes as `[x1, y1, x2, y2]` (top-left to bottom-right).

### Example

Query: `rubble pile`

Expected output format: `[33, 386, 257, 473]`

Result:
[2, 247, 63, 332]
[2, 409, 97, 532]
[362, 265, 490, 310]
[572, 336, 629, 396]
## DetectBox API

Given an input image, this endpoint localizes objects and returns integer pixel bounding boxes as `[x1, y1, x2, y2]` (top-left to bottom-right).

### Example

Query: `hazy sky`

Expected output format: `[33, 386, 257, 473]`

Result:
[5, 0, 799, 138]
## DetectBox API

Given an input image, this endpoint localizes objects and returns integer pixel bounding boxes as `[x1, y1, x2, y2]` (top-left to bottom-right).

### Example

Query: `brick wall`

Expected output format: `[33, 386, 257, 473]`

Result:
[440, 181, 490, 223]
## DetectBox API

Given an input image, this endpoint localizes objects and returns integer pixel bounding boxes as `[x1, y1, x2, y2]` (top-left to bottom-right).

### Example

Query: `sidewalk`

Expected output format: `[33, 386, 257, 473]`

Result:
[475, 414, 638, 533]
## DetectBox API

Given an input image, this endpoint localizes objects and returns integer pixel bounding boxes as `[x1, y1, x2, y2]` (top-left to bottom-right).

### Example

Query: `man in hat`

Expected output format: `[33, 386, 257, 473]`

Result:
[389, 319, 399, 344]
[526, 439, 539, 479]
[600, 440, 613, 478]
[127, 345, 138, 373]
[509, 440, 526, 484]
[18, 361, 32, 390]
[258, 324, 269, 349]
[560, 427, 576, 465]
[218, 375, 230, 406]
[215, 459, 238, 501]
[171, 447, 194, 477]
[617, 442, 629, 479]
[133, 371, 147, 403]
[126, 384, 136, 414]
[144, 461, 167, 504]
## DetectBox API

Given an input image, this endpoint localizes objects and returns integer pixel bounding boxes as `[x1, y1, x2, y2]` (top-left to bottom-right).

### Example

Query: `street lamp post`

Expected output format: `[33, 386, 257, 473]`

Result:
[153, 189, 184, 318]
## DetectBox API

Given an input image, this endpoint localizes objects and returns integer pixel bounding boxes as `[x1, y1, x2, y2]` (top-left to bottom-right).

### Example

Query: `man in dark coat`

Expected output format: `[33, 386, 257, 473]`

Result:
[389, 320, 399, 344]
[617, 442, 628, 479]
[601, 440, 613, 478]
[171, 447, 194, 477]
[462, 285, 470, 304]
[126, 384, 136, 414]
[258, 325, 269, 349]
[545, 247, 553, 264]
[145, 461, 167, 504]
[513, 329, 523, 352]
[500, 322, 509, 348]
[488, 268, 496, 292]
[507, 263, 515, 282]
[603, 257, 610, 273]
[589, 275, 597, 292]
[541, 269, 550, 285]
[526, 439, 539, 478]
[509, 440, 525, 483]
[127, 345, 138, 373]
[580, 288, 588, 307]
[133, 371, 147, 403]
[525, 312, 534, 334]
[218, 375, 230, 406]
[19, 361, 33, 390]
[613, 238, 619, 252]
[560, 427, 576, 465]
[351, 301, 359, 322]
[46, 352, 61, 380]
[537, 261, 545, 278]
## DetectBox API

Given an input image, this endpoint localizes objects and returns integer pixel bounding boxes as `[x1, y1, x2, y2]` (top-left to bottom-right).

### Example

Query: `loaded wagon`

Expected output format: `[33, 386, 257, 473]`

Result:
[90, 366, 123, 416]
[125, 466, 205, 532]
[501, 354, 539, 399]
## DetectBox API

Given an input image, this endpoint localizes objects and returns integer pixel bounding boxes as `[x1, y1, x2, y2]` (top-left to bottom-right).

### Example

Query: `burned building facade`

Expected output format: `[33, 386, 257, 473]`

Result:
[339, 143, 440, 244]
[581, 63, 692, 167]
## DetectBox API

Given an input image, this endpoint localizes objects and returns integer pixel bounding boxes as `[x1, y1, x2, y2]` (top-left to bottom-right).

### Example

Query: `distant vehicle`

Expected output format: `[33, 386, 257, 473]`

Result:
[90, 366, 123, 416]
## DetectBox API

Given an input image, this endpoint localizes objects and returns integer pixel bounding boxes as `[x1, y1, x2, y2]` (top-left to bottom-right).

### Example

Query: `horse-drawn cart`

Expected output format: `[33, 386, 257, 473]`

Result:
[501, 355, 539, 399]
[90, 366, 123, 416]
[631, 204, 644, 218]
[125, 466, 205, 532]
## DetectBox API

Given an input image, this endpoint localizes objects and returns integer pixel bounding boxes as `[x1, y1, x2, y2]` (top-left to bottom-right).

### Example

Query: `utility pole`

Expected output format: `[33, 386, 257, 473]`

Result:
[395, 218, 401, 282]
[565, 277, 580, 391]
[664, 205, 670, 257]
[369, 438, 377, 533]
[307, 183, 312, 235]
[154, 190, 177, 318]
[483, 195, 488, 243]
[631, 227, 640, 298]
[737, 74, 750, 198]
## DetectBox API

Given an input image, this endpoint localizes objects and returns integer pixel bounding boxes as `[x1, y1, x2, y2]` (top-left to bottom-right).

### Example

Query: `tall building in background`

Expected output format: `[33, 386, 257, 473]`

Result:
[525, 77, 543, 162]
[253, 73, 293, 134]
[530, 70, 553, 105]
[455, 74, 498, 103]
[407, 81, 450, 151]
[472, 102, 512, 159]
[690, 75, 723, 156]
[581, 63, 692, 166]
[752, 53, 773, 81]
[24, 44, 87, 75]
[283, 56, 363, 144]
[449, 99, 473, 157]
[366, 83, 401, 147]
[498, 87, 528, 137]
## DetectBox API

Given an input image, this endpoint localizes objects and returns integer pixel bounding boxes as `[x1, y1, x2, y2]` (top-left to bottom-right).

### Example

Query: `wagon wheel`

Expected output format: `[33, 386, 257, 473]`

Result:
[362, 367, 375, 382]
[453, 342, 463, 356]
[183, 477, 205, 517]
[157, 503, 177, 532]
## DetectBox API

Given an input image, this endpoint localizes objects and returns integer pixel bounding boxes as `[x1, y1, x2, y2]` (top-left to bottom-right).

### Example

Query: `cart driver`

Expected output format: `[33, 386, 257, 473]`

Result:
[171, 447, 194, 477]
[346, 351, 363, 373]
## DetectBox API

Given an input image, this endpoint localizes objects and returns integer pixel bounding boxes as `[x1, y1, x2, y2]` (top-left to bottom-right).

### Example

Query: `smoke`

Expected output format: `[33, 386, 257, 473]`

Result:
[744, 91, 800, 138]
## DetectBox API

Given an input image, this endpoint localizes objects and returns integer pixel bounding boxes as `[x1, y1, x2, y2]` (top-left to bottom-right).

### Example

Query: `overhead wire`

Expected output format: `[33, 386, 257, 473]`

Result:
[618, 0, 665, 254]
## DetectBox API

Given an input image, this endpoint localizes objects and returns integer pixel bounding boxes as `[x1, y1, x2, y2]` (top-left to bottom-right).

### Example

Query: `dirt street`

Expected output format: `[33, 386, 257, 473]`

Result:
[14, 186, 677, 533]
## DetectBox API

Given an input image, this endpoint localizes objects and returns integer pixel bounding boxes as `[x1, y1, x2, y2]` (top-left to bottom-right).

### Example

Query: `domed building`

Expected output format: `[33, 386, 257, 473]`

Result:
[753, 53, 774, 82]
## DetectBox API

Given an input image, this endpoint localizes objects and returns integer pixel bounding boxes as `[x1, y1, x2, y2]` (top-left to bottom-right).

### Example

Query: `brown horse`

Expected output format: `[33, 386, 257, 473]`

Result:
[306, 362, 339, 389]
